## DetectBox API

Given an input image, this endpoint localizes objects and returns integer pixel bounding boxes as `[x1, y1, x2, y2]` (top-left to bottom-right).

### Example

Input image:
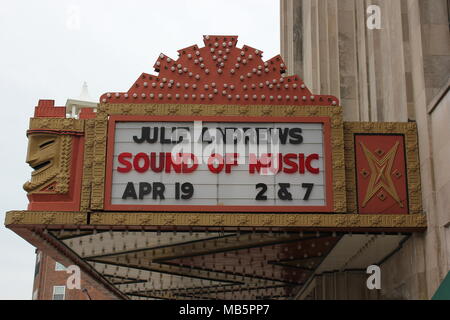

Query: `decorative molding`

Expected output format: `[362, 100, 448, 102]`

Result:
[103, 103, 339, 118]
[29, 117, 84, 132]
[5, 211, 427, 230]
[5, 211, 88, 225]
[80, 119, 95, 210]
[23, 132, 72, 195]
[90, 117, 108, 210]
[344, 122, 423, 215]
[55, 135, 72, 194]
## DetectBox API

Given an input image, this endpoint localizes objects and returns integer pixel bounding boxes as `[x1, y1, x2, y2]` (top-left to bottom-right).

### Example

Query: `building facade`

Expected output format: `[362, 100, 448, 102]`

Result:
[32, 250, 115, 300]
[5, 2, 449, 300]
[6, 33, 431, 300]
[281, 0, 450, 299]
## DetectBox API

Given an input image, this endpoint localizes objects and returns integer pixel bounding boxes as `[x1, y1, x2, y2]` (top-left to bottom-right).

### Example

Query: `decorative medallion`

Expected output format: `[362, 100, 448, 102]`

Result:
[355, 135, 408, 214]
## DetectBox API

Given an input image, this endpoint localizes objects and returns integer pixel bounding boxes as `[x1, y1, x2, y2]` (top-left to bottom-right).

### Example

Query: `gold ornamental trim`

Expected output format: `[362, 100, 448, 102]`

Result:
[90, 212, 426, 229]
[343, 122, 422, 215]
[90, 115, 108, 210]
[80, 119, 95, 210]
[29, 117, 84, 132]
[55, 135, 72, 194]
[101, 103, 341, 118]
[5, 211, 88, 225]
[24, 128, 73, 195]
[5, 211, 426, 230]
[90, 103, 347, 213]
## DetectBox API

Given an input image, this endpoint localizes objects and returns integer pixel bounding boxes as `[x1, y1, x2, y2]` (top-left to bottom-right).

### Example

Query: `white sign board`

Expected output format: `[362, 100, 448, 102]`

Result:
[107, 121, 329, 212]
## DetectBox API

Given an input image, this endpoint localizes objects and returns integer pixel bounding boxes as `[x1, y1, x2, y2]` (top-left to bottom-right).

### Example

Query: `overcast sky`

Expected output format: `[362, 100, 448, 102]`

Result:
[0, 0, 280, 300]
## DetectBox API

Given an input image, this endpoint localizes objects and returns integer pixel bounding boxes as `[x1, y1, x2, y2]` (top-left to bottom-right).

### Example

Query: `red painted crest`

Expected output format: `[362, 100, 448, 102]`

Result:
[355, 135, 408, 214]
[100, 35, 339, 106]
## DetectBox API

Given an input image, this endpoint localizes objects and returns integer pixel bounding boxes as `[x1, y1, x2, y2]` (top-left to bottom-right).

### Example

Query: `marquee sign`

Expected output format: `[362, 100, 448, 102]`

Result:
[3, 35, 427, 302]
[105, 116, 332, 212]
[6, 35, 425, 230]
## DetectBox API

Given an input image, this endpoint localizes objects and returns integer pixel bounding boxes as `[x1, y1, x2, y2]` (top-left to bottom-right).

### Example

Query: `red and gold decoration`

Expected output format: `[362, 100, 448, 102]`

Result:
[5, 36, 425, 300]
[355, 135, 408, 214]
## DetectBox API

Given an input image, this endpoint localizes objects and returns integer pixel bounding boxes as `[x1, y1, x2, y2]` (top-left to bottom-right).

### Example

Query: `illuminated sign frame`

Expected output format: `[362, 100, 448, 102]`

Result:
[104, 115, 334, 213]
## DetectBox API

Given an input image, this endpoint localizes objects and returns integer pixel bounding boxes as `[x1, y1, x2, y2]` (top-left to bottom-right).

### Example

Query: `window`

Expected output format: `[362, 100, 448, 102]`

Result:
[52, 286, 65, 300]
[32, 289, 38, 300]
[55, 262, 66, 271]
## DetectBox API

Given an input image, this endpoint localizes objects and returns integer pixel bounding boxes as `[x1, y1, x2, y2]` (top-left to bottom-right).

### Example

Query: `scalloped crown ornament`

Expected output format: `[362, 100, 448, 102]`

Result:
[100, 35, 339, 107]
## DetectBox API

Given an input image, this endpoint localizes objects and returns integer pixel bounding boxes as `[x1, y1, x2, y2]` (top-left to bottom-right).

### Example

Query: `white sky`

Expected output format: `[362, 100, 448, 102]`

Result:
[0, 0, 280, 299]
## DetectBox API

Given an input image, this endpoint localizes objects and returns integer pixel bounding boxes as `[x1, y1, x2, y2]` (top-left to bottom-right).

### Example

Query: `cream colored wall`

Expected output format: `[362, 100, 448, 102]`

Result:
[298, 271, 381, 300]
[281, 0, 450, 299]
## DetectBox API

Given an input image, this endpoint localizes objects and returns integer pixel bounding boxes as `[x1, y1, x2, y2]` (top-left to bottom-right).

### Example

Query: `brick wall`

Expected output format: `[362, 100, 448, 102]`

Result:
[32, 250, 117, 300]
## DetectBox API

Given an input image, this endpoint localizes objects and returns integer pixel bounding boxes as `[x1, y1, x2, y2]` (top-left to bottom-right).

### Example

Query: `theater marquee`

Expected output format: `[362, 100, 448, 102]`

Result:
[6, 35, 425, 232]
[105, 116, 333, 212]
[4, 35, 427, 301]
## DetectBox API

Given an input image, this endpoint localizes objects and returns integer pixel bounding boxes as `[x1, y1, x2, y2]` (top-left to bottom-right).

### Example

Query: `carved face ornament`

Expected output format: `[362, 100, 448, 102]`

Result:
[23, 133, 61, 193]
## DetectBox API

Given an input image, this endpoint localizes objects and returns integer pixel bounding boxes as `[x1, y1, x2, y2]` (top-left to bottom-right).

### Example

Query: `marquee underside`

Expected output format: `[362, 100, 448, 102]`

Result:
[7, 213, 409, 300]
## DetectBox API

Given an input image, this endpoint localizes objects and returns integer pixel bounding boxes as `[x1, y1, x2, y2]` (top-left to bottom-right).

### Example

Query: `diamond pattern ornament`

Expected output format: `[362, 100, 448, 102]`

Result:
[355, 135, 409, 214]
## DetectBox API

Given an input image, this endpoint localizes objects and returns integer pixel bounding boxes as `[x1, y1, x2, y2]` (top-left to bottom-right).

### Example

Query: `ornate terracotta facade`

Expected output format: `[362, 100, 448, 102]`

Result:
[6, 35, 427, 300]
